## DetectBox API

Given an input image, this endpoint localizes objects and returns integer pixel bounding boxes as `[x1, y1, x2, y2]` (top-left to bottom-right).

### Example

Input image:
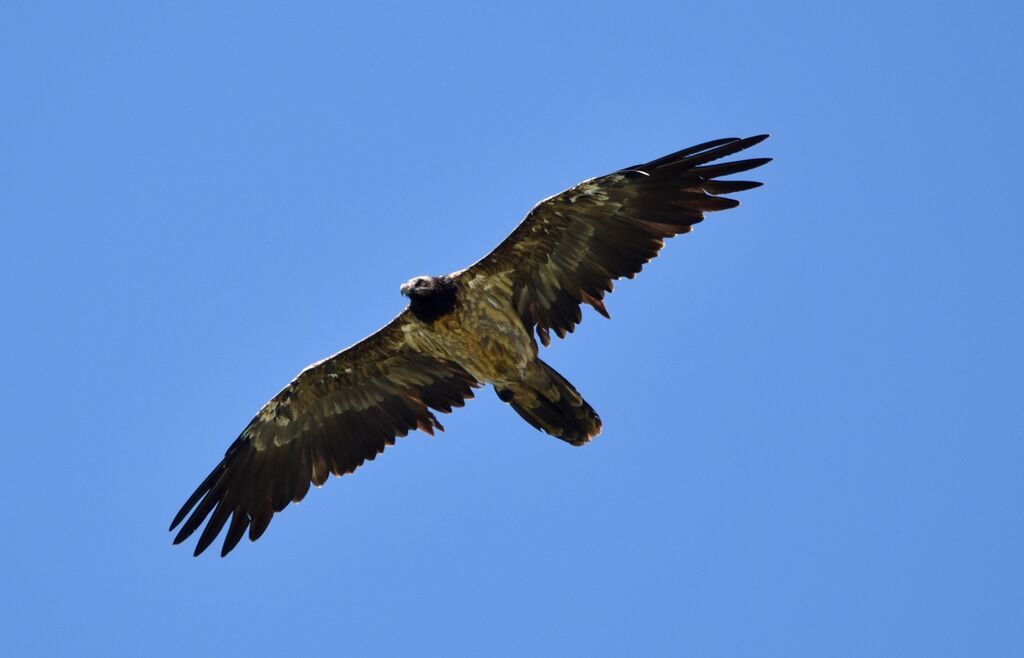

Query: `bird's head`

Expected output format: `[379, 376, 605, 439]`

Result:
[401, 275, 459, 322]
[400, 275, 444, 298]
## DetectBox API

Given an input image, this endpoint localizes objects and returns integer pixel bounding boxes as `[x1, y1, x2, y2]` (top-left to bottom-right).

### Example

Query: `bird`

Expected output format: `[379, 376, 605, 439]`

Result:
[170, 135, 771, 556]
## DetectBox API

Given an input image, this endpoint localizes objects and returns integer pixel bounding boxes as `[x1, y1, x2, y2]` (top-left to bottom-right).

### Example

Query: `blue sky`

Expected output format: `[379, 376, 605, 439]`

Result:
[2, 1, 1022, 656]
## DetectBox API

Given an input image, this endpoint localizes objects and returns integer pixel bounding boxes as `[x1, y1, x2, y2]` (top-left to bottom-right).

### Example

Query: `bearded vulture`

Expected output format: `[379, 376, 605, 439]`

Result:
[170, 135, 771, 556]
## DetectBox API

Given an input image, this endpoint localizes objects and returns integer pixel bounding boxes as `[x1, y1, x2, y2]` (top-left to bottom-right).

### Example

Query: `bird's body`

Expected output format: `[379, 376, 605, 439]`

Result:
[401, 270, 602, 444]
[171, 135, 771, 556]
[403, 272, 536, 388]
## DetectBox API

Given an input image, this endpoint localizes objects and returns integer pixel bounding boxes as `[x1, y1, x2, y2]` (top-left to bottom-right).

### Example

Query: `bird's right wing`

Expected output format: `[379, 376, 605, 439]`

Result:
[169, 309, 480, 557]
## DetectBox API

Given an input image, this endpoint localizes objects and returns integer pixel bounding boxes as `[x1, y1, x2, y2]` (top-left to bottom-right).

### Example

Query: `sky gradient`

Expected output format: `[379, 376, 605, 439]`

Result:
[3, 2, 1022, 656]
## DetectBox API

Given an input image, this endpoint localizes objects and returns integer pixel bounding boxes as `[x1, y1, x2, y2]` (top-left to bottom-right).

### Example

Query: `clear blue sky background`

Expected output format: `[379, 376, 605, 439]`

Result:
[2, 2, 1022, 656]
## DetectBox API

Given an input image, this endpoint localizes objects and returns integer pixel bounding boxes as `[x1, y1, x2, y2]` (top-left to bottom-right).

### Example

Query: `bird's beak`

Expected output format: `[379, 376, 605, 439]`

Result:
[400, 282, 412, 297]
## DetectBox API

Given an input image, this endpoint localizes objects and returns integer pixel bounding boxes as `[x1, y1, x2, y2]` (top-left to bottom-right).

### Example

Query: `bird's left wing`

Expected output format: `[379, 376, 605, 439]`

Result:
[169, 310, 480, 557]
[461, 135, 770, 345]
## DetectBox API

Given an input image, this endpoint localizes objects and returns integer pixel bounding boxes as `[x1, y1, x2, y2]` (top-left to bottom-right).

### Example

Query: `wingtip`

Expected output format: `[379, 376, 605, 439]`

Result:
[172, 516, 200, 546]
[168, 509, 187, 533]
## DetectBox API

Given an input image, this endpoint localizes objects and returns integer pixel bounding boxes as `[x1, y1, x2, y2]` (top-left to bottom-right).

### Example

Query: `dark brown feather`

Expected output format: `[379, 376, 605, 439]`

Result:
[221, 511, 249, 557]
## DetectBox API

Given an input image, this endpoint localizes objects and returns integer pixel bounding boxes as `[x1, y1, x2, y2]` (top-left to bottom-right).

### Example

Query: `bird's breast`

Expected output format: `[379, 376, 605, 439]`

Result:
[406, 284, 535, 385]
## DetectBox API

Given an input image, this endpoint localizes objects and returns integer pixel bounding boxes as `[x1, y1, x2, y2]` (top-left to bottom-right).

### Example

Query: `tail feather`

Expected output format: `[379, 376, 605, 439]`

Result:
[498, 360, 601, 445]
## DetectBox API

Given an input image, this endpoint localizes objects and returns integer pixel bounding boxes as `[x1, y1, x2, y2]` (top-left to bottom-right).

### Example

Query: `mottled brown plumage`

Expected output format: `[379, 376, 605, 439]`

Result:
[171, 135, 770, 556]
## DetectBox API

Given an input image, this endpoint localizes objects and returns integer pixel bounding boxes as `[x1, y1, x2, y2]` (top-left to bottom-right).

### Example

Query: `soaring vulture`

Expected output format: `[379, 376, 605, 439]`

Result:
[171, 135, 771, 556]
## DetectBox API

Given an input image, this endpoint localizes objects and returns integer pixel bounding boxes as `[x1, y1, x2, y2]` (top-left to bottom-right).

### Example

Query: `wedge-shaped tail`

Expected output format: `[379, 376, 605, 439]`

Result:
[497, 359, 601, 446]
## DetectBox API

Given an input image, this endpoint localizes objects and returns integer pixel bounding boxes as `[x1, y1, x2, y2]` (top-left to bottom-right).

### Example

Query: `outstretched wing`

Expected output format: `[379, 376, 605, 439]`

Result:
[463, 135, 771, 345]
[170, 310, 480, 557]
